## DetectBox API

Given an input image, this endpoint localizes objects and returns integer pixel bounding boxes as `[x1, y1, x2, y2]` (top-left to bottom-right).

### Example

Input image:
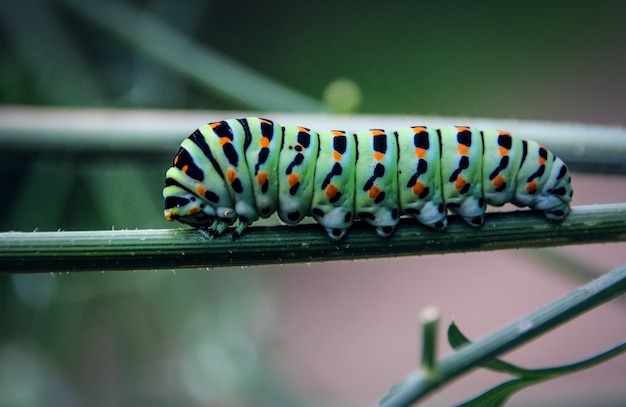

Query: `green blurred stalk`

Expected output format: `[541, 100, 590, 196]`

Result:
[1, 204, 625, 273]
[379, 261, 626, 406]
[55, 0, 324, 112]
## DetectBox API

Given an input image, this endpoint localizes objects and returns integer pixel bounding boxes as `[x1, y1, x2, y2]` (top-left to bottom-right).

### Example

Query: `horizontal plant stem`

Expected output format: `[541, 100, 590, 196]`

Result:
[1, 204, 625, 273]
[378, 261, 626, 406]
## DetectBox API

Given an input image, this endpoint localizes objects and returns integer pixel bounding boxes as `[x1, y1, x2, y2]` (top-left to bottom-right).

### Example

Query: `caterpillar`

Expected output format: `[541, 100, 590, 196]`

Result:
[163, 117, 573, 240]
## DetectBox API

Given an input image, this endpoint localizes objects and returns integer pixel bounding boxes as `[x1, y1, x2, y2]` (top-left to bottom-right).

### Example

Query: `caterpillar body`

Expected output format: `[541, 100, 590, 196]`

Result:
[163, 117, 572, 240]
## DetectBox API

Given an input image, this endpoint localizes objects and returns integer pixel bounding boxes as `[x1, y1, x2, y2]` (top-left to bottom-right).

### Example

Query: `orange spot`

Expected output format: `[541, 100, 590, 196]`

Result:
[227, 168, 237, 183]
[189, 207, 199, 214]
[526, 181, 537, 192]
[457, 144, 469, 155]
[371, 129, 385, 136]
[499, 146, 509, 156]
[297, 126, 309, 133]
[373, 151, 384, 161]
[209, 122, 221, 129]
[455, 176, 467, 191]
[325, 183, 338, 199]
[182, 165, 189, 174]
[415, 148, 426, 158]
[260, 119, 272, 125]
[260, 137, 270, 148]
[174, 155, 179, 165]
[197, 185, 207, 196]
[287, 173, 299, 186]
[220, 137, 231, 146]
[332, 131, 344, 137]
[413, 126, 427, 133]
[492, 175, 505, 188]
[368, 185, 381, 200]
[257, 171, 268, 186]
[333, 151, 342, 161]
[164, 211, 174, 221]
[456, 126, 470, 132]
[538, 156, 546, 165]
[412, 181, 425, 196]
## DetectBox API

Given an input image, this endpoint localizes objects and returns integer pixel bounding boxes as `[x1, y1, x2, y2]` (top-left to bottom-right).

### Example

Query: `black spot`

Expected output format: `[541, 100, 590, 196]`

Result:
[478, 198, 485, 207]
[373, 132, 387, 153]
[255, 148, 270, 173]
[332, 228, 343, 237]
[329, 191, 342, 203]
[419, 187, 430, 200]
[297, 129, 311, 147]
[286, 153, 304, 174]
[173, 148, 204, 181]
[231, 178, 243, 193]
[289, 182, 300, 195]
[434, 220, 445, 229]
[497, 134, 513, 149]
[404, 208, 420, 215]
[538, 146, 548, 159]
[548, 186, 567, 196]
[381, 226, 394, 235]
[287, 211, 301, 221]
[358, 212, 376, 220]
[364, 163, 385, 190]
[549, 209, 565, 217]
[333, 133, 347, 154]
[527, 165, 545, 182]
[557, 165, 568, 180]
[189, 130, 225, 179]
[416, 159, 428, 176]
[239, 216, 249, 223]
[414, 130, 430, 149]
[344, 211, 352, 223]
[164, 196, 189, 209]
[458, 155, 470, 169]
[437, 203, 445, 213]
[321, 162, 343, 189]
[205, 190, 220, 203]
[495, 183, 507, 192]
[374, 191, 386, 204]
[391, 208, 399, 219]
[471, 216, 483, 225]
[222, 142, 239, 166]
[457, 129, 472, 146]
[260, 179, 269, 193]
[520, 140, 528, 165]
[260, 207, 271, 215]
[459, 183, 471, 194]
[312, 208, 324, 217]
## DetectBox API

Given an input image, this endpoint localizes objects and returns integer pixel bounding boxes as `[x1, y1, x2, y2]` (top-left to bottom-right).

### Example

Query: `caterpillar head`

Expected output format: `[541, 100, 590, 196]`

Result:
[535, 159, 573, 221]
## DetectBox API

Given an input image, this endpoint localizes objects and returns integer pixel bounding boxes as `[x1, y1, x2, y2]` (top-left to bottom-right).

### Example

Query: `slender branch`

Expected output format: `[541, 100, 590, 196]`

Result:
[1, 107, 626, 173]
[378, 262, 626, 406]
[1, 204, 625, 273]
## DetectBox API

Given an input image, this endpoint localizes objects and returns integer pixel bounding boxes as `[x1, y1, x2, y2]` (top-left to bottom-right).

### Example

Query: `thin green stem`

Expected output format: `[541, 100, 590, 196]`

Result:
[1, 204, 625, 273]
[378, 262, 626, 407]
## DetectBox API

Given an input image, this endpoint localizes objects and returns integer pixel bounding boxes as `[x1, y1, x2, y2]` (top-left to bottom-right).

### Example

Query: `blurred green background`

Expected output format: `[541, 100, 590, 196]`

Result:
[1, 0, 626, 406]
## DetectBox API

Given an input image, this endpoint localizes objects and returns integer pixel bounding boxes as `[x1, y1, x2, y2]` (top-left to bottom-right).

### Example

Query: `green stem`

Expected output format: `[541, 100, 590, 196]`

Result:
[1, 204, 625, 273]
[378, 262, 626, 407]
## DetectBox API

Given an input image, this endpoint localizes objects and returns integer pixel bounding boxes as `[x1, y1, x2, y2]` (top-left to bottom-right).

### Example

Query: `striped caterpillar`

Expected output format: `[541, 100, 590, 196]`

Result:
[163, 117, 572, 240]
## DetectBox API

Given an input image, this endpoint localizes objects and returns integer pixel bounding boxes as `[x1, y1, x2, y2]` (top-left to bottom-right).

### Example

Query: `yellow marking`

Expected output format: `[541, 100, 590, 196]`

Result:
[227, 168, 237, 183]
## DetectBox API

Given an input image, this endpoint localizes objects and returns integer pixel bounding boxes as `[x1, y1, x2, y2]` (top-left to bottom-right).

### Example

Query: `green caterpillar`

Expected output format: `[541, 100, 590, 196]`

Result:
[163, 117, 572, 240]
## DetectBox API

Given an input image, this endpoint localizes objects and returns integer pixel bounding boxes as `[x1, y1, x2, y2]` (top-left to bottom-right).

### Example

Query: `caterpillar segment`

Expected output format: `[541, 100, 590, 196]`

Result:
[163, 117, 573, 240]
